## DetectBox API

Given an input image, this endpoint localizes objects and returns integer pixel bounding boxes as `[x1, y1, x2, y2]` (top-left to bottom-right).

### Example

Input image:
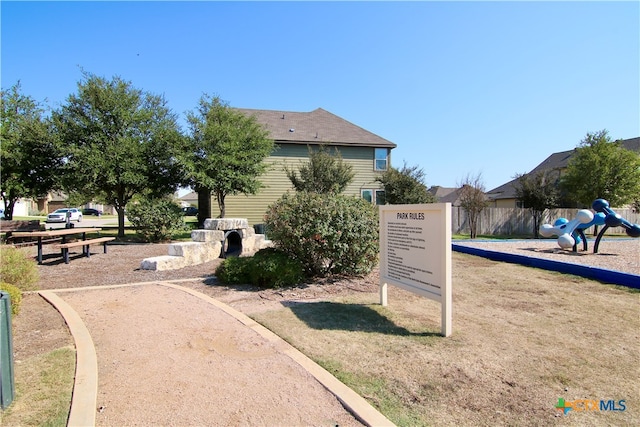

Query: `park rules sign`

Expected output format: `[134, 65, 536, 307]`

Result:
[379, 203, 452, 336]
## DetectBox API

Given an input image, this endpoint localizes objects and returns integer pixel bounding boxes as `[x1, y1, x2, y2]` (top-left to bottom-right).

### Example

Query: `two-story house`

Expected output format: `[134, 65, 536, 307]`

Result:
[201, 107, 396, 225]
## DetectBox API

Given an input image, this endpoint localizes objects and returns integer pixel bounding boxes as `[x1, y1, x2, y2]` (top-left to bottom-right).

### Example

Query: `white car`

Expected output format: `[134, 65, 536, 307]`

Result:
[47, 208, 83, 223]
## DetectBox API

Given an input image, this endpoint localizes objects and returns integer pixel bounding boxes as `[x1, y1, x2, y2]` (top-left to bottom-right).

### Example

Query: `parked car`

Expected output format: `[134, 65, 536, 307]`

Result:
[47, 208, 83, 223]
[182, 206, 198, 216]
[82, 208, 103, 216]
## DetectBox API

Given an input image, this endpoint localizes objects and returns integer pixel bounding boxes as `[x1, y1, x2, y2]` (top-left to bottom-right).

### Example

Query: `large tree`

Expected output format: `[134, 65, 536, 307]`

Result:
[53, 73, 183, 237]
[181, 95, 274, 221]
[1, 82, 63, 219]
[376, 162, 435, 205]
[513, 170, 561, 238]
[457, 173, 488, 239]
[285, 145, 354, 194]
[560, 130, 640, 207]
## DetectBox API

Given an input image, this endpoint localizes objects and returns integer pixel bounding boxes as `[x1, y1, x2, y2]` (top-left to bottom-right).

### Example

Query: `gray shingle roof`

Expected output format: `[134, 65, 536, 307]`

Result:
[428, 186, 459, 202]
[236, 107, 396, 148]
[487, 137, 640, 200]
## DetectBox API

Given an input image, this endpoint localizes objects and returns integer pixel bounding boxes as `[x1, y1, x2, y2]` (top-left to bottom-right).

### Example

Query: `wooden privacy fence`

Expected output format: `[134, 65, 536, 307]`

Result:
[451, 207, 640, 236]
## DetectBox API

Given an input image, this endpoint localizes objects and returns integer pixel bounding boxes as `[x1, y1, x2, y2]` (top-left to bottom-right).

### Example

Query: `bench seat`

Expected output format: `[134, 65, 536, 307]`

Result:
[54, 237, 116, 264]
[1, 220, 42, 242]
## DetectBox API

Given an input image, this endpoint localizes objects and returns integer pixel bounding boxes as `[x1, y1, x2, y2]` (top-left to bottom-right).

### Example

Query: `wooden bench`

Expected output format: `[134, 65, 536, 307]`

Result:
[1, 220, 42, 242]
[54, 237, 116, 264]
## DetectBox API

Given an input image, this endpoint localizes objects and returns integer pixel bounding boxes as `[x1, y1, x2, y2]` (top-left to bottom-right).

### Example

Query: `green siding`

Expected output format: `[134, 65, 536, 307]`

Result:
[210, 144, 389, 225]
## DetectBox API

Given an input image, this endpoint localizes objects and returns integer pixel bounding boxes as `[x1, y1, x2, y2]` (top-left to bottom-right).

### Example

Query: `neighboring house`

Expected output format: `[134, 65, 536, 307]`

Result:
[486, 137, 640, 208]
[428, 186, 464, 206]
[38, 191, 69, 213]
[36, 191, 116, 215]
[428, 185, 490, 206]
[179, 191, 198, 208]
[1, 198, 31, 217]
[204, 107, 396, 225]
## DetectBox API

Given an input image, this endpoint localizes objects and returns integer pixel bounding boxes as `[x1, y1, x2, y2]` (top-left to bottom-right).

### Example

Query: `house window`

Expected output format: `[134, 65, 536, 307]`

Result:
[361, 189, 386, 205]
[374, 148, 388, 171]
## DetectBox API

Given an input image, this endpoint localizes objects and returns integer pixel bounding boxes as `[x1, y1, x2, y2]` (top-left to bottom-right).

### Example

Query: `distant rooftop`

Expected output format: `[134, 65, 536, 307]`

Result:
[486, 137, 640, 200]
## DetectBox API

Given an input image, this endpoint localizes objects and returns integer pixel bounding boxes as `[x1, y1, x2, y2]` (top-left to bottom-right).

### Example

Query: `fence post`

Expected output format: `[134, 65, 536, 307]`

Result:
[0, 291, 15, 410]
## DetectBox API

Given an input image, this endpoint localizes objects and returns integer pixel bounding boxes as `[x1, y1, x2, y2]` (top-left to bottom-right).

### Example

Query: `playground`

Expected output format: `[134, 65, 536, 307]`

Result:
[5, 239, 639, 426]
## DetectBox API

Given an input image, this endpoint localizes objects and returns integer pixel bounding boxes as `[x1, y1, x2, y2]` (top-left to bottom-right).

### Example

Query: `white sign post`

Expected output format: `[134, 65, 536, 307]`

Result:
[379, 203, 452, 337]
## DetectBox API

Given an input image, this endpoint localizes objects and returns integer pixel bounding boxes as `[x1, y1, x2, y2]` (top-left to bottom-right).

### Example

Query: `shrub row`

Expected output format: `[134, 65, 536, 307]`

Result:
[215, 248, 304, 288]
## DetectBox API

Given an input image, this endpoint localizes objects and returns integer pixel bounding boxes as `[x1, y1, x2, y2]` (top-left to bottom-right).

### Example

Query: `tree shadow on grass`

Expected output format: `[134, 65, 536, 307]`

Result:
[282, 301, 439, 337]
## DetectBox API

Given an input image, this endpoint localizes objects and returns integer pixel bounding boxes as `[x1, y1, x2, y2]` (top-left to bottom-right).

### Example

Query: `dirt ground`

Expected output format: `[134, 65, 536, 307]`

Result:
[7, 240, 640, 426]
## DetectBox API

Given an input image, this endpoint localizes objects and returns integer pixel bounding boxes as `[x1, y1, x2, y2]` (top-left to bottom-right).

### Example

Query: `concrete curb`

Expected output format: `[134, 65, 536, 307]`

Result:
[38, 290, 98, 427]
[40, 281, 395, 427]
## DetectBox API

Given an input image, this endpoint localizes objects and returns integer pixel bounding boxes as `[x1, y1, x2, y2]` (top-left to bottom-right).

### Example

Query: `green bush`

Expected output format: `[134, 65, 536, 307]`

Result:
[215, 256, 251, 285]
[0, 246, 39, 291]
[215, 248, 305, 289]
[265, 192, 379, 277]
[247, 248, 305, 288]
[1, 282, 23, 316]
[127, 198, 187, 243]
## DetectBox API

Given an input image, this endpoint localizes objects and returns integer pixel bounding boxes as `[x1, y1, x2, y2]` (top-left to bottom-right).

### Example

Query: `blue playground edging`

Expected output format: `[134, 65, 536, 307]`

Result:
[452, 243, 640, 289]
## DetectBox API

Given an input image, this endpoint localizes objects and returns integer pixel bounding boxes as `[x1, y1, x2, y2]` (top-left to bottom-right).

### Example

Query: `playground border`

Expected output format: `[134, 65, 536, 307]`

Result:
[452, 243, 640, 289]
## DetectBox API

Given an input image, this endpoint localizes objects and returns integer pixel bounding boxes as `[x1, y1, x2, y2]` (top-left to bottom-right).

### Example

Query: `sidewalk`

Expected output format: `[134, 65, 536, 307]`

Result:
[39, 281, 395, 427]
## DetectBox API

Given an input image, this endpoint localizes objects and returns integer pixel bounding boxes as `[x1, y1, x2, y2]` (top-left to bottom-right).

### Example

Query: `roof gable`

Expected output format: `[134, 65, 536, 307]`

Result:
[236, 107, 396, 148]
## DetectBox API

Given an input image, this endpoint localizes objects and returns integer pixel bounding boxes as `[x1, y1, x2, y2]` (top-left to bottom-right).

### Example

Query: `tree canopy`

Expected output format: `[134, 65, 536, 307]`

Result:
[53, 72, 184, 236]
[285, 145, 355, 194]
[1, 82, 62, 219]
[560, 130, 640, 207]
[376, 162, 435, 205]
[513, 170, 561, 238]
[181, 94, 274, 219]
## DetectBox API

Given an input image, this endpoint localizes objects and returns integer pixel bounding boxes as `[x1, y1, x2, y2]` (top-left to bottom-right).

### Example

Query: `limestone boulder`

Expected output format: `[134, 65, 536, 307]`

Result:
[204, 218, 249, 231]
[140, 255, 186, 271]
[191, 229, 224, 243]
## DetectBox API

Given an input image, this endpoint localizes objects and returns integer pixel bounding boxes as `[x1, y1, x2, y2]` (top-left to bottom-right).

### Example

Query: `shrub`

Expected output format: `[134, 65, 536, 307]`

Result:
[215, 256, 251, 285]
[0, 246, 39, 291]
[127, 198, 187, 243]
[247, 248, 305, 288]
[1, 282, 23, 316]
[215, 248, 305, 289]
[265, 192, 379, 277]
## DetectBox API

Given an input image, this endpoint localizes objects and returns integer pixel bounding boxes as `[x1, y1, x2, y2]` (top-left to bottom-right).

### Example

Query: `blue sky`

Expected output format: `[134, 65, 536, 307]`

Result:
[2, 1, 638, 191]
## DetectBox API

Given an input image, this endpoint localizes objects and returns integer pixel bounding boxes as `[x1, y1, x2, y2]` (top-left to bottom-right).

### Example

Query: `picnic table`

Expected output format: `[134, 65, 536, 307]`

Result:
[10, 227, 113, 264]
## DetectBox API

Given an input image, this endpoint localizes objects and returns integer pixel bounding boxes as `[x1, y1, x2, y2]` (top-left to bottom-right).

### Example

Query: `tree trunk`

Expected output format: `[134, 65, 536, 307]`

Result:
[197, 188, 211, 228]
[533, 210, 542, 239]
[216, 190, 226, 218]
[2, 198, 17, 220]
[469, 216, 477, 239]
[116, 207, 126, 238]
